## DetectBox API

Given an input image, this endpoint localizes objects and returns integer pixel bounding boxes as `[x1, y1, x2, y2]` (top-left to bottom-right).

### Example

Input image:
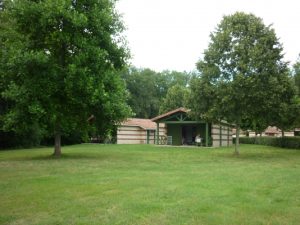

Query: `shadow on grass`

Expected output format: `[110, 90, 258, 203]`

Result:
[29, 153, 116, 161]
[0, 151, 119, 161]
[28, 152, 128, 162]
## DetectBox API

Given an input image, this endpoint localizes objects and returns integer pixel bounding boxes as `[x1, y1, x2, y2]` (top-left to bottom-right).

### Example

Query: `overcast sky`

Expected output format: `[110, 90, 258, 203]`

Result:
[116, 0, 300, 72]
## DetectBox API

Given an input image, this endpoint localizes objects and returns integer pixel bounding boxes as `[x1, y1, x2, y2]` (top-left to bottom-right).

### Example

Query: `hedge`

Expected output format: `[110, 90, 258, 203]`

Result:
[233, 136, 300, 149]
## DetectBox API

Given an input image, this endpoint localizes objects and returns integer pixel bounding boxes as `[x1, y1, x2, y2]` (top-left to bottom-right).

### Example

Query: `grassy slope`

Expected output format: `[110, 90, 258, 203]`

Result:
[0, 144, 299, 225]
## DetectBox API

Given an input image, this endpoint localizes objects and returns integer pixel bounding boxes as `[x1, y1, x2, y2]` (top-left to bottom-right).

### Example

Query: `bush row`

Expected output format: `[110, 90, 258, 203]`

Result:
[233, 136, 300, 149]
[0, 130, 85, 150]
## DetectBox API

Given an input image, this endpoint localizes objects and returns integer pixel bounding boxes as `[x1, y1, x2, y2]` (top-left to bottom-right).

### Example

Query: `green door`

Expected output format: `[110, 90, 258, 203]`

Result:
[167, 124, 182, 145]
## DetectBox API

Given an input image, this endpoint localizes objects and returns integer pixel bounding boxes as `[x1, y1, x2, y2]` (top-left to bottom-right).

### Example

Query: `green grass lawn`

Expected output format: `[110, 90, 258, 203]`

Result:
[0, 144, 300, 225]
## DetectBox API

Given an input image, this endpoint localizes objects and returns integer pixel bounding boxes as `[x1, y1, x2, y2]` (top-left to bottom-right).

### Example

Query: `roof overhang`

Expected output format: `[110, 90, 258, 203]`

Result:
[151, 107, 190, 122]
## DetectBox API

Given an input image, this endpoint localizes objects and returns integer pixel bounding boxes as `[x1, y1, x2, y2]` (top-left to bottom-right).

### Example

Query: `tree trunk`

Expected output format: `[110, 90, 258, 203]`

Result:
[234, 125, 240, 155]
[281, 130, 284, 137]
[54, 132, 61, 157]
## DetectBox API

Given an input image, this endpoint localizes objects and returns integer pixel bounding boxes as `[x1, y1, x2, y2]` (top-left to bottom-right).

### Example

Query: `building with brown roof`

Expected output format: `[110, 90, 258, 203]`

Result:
[117, 108, 234, 147]
[117, 118, 165, 144]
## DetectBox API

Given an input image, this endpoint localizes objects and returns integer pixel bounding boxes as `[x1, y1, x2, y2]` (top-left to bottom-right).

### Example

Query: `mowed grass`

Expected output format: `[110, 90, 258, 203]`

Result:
[0, 144, 300, 225]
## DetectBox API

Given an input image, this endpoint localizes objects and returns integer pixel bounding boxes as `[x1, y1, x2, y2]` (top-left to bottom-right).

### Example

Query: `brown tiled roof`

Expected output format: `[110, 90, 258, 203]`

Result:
[121, 118, 156, 130]
[151, 107, 190, 122]
[265, 126, 280, 134]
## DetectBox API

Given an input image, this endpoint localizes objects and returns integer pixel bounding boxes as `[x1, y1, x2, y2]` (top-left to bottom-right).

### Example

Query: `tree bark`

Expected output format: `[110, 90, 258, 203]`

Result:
[281, 130, 284, 137]
[54, 132, 61, 157]
[234, 125, 240, 155]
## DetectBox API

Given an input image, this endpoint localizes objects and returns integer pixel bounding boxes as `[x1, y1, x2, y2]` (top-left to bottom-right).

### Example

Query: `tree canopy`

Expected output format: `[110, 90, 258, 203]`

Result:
[0, 0, 130, 155]
[189, 12, 294, 154]
[159, 84, 190, 114]
[121, 67, 192, 118]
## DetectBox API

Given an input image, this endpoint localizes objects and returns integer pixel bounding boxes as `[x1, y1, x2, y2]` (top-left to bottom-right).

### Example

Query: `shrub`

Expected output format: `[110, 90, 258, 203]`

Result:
[233, 136, 300, 149]
[0, 128, 44, 150]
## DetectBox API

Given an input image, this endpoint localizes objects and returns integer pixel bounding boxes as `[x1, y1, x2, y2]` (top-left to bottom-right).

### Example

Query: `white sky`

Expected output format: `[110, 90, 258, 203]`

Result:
[116, 0, 300, 72]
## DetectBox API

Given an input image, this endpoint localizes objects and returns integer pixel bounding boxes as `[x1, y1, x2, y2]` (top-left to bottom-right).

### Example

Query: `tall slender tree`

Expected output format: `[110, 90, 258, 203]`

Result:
[0, 0, 130, 156]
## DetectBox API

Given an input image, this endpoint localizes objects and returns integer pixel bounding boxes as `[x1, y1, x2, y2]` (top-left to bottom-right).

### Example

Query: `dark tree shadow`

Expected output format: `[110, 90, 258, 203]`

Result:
[29, 152, 121, 161]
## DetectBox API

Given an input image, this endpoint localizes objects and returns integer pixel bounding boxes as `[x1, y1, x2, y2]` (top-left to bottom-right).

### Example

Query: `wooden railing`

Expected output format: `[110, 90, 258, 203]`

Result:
[157, 135, 167, 145]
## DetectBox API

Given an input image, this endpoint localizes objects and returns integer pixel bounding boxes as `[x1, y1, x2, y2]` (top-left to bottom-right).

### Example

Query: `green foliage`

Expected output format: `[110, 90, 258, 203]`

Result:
[0, 1, 4, 11]
[188, 75, 216, 121]
[240, 117, 268, 135]
[270, 93, 299, 132]
[160, 70, 192, 88]
[120, 67, 162, 118]
[190, 12, 295, 152]
[292, 56, 300, 128]
[294, 55, 300, 95]
[233, 136, 300, 149]
[121, 67, 192, 118]
[0, 129, 43, 149]
[0, 0, 130, 151]
[159, 84, 190, 114]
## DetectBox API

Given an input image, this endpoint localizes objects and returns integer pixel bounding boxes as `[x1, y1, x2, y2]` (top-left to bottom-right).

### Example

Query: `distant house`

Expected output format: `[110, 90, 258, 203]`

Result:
[117, 118, 165, 144]
[247, 126, 295, 137]
[264, 126, 281, 136]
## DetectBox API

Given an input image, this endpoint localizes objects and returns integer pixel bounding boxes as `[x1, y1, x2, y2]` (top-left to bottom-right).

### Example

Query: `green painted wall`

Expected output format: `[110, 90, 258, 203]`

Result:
[167, 124, 182, 145]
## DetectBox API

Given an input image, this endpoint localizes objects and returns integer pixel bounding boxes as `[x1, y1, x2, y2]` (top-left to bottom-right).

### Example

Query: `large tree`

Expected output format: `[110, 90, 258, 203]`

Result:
[190, 12, 293, 154]
[0, 0, 130, 156]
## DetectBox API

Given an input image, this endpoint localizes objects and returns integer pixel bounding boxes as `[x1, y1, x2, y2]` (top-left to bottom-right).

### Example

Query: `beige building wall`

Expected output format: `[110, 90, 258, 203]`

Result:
[211, 124, 233, 147]
[117, 126, 157, 144]
[158, 123, 167, 136]
[248, 130, 294, 137]
[117, 126, 146, 144]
